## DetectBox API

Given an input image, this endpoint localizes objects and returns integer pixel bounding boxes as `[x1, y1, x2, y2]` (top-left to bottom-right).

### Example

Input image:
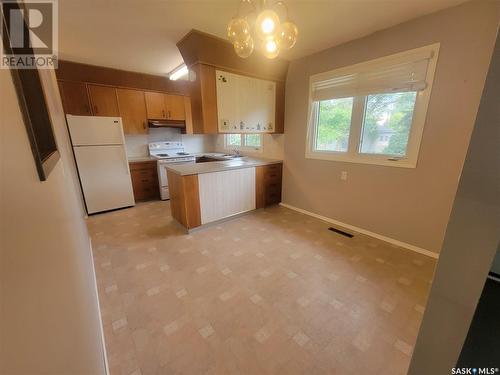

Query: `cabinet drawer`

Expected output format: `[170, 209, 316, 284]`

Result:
[129, 160, 157, 171]
[266, 181, 281, 193]
[264, 163, 282, 175]
[264, 181, 281, 206]
[134, 175, 155, 185]
[264, 171, 281, 184]
[255, 163, 283, 209]
[134, 169, 157, 179]
[265, 190, 281, 205]
[264, 163, 282, 173]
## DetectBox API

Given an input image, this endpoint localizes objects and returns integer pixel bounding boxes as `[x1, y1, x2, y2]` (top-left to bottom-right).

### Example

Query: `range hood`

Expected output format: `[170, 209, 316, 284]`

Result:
[148, 119, 185, 129]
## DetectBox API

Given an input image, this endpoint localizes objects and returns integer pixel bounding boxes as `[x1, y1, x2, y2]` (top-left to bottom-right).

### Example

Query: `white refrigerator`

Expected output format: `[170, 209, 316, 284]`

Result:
[67, 115, 135, 214]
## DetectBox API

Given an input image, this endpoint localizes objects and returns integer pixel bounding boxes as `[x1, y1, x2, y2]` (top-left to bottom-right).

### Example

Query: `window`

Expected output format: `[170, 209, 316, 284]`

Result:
[315, 97, 353, 152]
[306, 44, 439, 168]
[359, 91, 417, 156]
[224, 133, 263, 151]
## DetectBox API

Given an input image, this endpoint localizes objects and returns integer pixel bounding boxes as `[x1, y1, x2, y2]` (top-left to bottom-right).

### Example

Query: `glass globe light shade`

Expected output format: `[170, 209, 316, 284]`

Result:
[234, 37, 254, 58]
[227, 17, 251, 44]
[262, 37, 280, 59]
[276, 21, 298, 50]
[255, 9, 280, 40]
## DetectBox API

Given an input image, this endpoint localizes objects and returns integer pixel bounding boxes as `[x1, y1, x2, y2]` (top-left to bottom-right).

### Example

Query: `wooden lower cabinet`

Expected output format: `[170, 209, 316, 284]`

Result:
[129, 161, 160, 201]
[256, 163, 283, 208]
[168, 163, 283, 230]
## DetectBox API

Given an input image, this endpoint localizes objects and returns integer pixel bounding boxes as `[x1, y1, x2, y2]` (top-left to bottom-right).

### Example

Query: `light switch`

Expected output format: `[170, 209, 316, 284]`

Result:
[341, 171, 348, 181]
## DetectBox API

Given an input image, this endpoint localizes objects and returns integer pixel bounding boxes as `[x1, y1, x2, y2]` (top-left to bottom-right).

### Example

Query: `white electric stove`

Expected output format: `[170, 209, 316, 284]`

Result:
[148, 142, 195, 200]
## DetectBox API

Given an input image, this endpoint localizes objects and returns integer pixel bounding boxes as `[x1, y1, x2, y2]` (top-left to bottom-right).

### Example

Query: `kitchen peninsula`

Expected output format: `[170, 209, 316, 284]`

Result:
[166, 157, 283, 230]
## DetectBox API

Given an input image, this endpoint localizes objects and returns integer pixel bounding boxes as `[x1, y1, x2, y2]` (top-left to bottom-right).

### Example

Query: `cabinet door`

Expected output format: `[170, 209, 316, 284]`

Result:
[116, 88, 148, 134]
[262, 80, 276, 132]
[215, 70, 276, 133]
[238, 75, 253, 132]
[144, 91, 166, 119]
[88, 84, 119, 116]
[58, 80, 92, 115]
[216, 70, 239, 132]
[165, 94, 186, 121]
[184, 96, 194, 134]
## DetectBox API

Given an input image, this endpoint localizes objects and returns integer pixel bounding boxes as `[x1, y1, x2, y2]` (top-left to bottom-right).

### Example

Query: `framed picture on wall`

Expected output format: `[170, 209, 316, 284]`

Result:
[1, 1, 60, 181]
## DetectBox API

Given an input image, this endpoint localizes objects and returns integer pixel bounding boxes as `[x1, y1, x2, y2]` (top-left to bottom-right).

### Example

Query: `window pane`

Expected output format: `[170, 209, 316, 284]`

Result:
[244, 134, 261, 148]
[315, 98, 353, 152]
[360, 92, 417, 156]
[226, 134, 241, 146]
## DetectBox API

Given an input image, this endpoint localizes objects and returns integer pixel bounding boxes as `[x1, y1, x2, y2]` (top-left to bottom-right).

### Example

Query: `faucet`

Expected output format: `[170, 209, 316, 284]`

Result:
[232, 149, 241, 158]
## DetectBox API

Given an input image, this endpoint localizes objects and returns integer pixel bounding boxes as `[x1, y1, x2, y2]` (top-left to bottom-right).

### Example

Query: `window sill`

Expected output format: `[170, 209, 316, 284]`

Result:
[305, 151, 416, 168]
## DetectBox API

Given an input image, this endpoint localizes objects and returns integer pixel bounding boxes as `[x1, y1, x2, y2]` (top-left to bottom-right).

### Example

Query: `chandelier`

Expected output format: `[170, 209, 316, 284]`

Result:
[227, 0, 298, 59]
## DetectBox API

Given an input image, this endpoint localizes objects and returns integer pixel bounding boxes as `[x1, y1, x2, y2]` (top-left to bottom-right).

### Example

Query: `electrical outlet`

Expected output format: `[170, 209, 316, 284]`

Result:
[341, 171, 348, 181]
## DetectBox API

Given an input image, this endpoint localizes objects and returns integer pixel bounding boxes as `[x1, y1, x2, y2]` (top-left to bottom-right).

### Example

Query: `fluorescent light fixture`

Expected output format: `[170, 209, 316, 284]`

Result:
[169, 64, 189, 81]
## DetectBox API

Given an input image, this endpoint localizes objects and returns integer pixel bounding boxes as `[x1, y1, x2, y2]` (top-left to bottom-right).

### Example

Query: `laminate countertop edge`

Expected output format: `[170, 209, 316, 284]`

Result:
[128, 156, 157, 163]
[166, 157, 283, 176]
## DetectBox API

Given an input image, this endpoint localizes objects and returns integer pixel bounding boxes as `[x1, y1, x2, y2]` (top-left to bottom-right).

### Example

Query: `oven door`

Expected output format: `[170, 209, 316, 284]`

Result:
[157, 160, 195, 200]
[157, 162, 170, 200]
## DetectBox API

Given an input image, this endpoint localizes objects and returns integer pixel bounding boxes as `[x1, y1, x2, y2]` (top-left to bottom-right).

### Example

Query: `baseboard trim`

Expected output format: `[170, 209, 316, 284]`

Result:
[279, 202, 439, 259]
[487, 272, 500, 283]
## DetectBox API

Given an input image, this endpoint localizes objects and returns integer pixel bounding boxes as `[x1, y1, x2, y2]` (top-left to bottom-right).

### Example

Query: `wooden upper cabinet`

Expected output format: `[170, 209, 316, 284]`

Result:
[58, 80, 91, 115]
[144, 91, 166, 119]
[216, 70, 276, 133]
[116, 88, 148, 134]
[145, 92, 186, 121]
[165, 94, 186, 121]
[88, 84, 119, 117]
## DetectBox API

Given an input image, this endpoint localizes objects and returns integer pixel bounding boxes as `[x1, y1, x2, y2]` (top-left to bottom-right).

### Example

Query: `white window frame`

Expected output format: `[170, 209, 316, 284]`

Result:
[305, 43, 440, 168]
[224, 133, 263, 152]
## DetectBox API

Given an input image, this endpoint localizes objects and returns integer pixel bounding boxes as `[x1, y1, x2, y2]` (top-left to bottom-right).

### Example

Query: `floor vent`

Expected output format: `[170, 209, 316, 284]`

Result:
[328, 227, 354, 238]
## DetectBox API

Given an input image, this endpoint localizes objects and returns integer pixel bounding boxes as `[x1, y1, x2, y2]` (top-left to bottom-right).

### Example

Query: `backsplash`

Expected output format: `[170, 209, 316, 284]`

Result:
[214, 134, 285, 159]
[125, 128, 216, 157]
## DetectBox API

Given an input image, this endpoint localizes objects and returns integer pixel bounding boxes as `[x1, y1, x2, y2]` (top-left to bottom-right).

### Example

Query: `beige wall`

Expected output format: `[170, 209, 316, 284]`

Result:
[0, 68, 106, 374]
[282, 0, 499, 253]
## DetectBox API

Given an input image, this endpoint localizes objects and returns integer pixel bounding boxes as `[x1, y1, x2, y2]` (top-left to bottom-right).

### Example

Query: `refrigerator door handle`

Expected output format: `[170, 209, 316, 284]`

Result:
[125, 158, 130, 175]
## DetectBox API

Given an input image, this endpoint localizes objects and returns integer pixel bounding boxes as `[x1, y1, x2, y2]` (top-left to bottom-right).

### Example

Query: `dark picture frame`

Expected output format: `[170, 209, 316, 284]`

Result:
[2, 1, 59, 181]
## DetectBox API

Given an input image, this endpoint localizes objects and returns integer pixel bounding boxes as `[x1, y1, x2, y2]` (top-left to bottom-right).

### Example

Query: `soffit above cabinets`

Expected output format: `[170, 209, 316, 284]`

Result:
[177, 30, 289, 83]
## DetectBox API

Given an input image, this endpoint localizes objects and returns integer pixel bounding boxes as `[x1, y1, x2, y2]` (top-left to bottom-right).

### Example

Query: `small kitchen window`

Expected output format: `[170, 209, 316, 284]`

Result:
[224, 134, 263, 151]
[306, 43, 440, 168]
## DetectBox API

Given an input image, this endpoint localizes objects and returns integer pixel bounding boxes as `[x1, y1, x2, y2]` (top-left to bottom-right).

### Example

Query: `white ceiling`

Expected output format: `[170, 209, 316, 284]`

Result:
[58, 0, 467, 76]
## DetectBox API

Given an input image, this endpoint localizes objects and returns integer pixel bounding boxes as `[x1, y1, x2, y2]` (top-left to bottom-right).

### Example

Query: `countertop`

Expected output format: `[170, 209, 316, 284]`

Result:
[128, 155, 157, 163]
[127, 153, 226, 163]
[166, 156, 283, 176]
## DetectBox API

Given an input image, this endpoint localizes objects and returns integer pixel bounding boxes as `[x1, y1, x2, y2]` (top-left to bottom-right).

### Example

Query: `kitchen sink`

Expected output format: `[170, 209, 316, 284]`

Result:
[221, 154, 242, 158]
[223, 159, 250, 166]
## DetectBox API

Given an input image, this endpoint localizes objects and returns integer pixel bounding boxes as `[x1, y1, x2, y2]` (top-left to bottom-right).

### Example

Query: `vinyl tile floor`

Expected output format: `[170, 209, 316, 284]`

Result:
[88, 201, 436, 375]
